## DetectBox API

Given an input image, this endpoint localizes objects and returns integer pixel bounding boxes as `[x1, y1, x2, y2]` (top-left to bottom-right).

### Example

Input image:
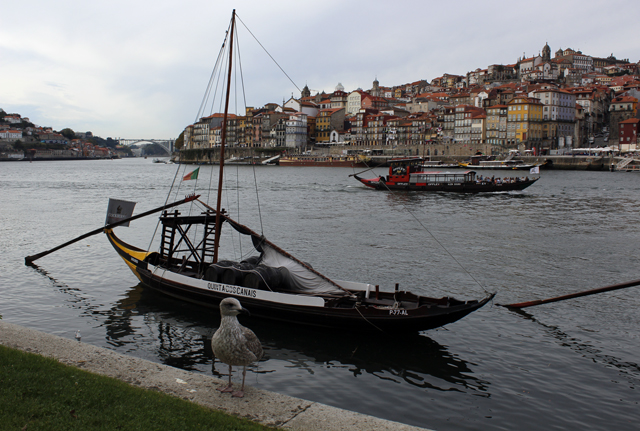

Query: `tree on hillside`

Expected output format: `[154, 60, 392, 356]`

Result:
[135, 143, 167, 156]
[174, 131, 185, 150]
[59, 128, 76, 140]
[105, 137, 118, 148]
[89, 136, 118, 149]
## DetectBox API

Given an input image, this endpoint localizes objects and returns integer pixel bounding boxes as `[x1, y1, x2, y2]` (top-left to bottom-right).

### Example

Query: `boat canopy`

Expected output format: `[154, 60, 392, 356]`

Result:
[221, 212, 348, 296]
[409, 171, 476, 184]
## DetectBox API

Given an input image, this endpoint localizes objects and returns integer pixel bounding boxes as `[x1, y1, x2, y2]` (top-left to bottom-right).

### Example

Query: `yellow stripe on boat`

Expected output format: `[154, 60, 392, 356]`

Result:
[104, 228, 153, 281]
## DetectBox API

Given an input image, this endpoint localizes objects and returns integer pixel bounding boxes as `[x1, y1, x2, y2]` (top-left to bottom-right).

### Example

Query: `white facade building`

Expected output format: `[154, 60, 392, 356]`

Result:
[519, 56, 543, 76]
[193, 122, 210, 148]
[285, 112, 307, 148]
[0, 129, 22, 140]
[572, 53, 594, 72]
[530, 89, 576, 122]
[530, 89, 576, 147]
[346, 90, 369, 116]
[284, 97, 319, 118]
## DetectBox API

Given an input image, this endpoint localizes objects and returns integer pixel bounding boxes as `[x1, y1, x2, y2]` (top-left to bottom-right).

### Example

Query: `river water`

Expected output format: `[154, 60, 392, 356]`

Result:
[1, 158, 639, 430]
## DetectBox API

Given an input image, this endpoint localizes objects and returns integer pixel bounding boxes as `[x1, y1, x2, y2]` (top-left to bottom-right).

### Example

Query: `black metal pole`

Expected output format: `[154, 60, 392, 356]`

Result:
[25, 194, 200, 264]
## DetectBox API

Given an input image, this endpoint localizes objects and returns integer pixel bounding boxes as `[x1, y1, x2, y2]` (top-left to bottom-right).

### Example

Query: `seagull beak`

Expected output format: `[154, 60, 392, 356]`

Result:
[240, 307, 251, 317]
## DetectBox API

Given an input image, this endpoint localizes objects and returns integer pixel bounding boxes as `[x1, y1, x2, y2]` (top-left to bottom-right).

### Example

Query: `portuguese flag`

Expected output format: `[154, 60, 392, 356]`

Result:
[182, 167, 199, 181]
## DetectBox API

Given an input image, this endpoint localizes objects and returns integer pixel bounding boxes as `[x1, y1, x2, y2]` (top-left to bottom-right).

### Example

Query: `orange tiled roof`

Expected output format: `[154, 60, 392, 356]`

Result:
[201, 113, 237, 120]
[612, 96, 637, 103]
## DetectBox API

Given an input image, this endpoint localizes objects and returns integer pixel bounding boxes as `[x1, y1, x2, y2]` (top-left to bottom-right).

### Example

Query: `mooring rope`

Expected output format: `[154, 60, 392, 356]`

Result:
[358, 158, 491, 296]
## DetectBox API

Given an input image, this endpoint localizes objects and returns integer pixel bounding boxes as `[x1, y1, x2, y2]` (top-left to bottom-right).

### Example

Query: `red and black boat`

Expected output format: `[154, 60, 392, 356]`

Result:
[353, 157, 539, 192]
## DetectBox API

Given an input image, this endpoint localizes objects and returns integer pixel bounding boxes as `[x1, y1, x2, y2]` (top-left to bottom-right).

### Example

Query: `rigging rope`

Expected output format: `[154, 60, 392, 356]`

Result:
[236, 14, 301, 94]
[234, 26, 264, 236]
[149, 162, 183, 251]
[196, 21, 231, 122]
[159, 11, 301, 263]
[233, 32, 243, 258]
[359, 158, 491, 296]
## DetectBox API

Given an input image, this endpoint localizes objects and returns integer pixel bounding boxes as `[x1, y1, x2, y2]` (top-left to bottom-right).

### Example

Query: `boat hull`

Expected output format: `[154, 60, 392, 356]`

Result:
[106, 229, 494, 332]
[355, 176, 538, 192]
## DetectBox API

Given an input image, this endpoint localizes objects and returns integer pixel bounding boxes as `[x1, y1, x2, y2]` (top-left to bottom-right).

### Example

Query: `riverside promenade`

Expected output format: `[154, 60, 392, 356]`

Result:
[178, 146, 616, 170]
[0, 321, 428, 431]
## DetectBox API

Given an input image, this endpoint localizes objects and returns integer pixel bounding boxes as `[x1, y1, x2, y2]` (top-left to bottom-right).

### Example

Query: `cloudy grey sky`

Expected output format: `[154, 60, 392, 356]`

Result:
[2, 0, 637, 139]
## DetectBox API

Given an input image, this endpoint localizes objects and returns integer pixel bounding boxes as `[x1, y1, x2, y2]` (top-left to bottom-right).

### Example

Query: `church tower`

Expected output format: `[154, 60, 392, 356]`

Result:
[372, 77, 380, 97]
[301, 84, 311, 99]
[542, 42, 551, 62]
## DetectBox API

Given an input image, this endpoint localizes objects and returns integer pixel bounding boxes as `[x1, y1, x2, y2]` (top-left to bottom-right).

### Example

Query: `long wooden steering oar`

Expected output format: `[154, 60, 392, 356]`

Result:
[501, 278, 640, 309]
[25, 194, 200, 264]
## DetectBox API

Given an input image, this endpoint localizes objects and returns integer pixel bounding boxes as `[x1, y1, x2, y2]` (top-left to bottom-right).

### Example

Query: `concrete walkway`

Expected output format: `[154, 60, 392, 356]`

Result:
[0, 321, 429, 430]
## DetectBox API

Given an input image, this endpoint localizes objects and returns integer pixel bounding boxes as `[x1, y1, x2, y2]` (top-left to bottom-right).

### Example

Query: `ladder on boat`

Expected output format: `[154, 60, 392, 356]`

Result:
[200, 222, 217, 263]
[158, 210, 219, 273]
[159, 210, 179, 260]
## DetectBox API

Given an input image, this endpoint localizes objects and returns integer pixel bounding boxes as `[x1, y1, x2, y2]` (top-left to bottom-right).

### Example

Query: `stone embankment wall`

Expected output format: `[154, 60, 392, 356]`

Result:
[530, 155, 613, 170]
[177, 146, 615, 170]
[178, 147, 278, 164]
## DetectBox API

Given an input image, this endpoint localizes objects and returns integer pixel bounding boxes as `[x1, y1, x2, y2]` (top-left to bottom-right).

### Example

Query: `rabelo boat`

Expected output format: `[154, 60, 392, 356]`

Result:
[353, 157, 539, 192]
[94, 12, 497, 332]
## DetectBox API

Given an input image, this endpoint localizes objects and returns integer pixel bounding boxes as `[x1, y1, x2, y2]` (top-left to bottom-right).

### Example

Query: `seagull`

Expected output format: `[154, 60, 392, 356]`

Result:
[211, 297, 263, 398]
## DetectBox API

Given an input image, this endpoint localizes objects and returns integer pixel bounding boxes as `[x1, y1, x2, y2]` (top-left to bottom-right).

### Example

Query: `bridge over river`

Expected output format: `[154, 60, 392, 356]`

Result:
[117, 138, 175, 154]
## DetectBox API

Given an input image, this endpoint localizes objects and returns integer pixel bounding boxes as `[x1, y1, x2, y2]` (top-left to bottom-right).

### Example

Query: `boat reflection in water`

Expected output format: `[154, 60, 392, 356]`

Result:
[98, 283, 490, 394]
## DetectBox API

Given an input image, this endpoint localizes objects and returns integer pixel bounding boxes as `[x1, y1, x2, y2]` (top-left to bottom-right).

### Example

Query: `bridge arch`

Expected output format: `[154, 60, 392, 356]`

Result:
[117, 139, 175, 154]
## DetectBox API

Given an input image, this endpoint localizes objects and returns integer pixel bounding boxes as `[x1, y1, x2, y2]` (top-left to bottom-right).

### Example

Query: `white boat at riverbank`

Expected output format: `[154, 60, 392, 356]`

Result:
[459, 159, 541, 170]
[0, 152, 25, 161]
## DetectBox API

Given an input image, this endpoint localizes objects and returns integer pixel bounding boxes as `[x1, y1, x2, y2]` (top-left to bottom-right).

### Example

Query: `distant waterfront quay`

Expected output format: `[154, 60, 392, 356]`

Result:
[174, 145, 629, 170]
[2, 148, 636, 171]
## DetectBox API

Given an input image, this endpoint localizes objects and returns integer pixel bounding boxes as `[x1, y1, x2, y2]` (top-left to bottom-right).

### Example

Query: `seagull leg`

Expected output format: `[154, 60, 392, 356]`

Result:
[232, 366, 247, 398]
[217, 365, 234, 393]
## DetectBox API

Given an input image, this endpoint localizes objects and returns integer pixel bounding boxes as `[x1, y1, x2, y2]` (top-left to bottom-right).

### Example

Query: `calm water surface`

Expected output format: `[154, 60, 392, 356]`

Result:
[1, 158, 639, 430]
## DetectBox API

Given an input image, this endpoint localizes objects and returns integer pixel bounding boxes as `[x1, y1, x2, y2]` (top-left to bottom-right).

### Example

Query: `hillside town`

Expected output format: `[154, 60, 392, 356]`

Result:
[0, 110, 130, 160]
[4, 44, 640, 162]
[183, 44, 640, 157]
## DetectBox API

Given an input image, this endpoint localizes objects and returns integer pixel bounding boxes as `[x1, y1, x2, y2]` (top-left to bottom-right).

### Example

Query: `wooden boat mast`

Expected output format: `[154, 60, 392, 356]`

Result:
[213, 9, 236, 264]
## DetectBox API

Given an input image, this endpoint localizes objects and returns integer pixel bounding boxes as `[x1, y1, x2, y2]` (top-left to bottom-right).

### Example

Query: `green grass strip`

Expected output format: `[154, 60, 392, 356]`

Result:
[0, 345, 275, 431]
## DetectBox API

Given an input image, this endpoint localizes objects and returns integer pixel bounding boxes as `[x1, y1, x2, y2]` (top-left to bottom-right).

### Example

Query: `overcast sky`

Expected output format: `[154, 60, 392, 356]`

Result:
[2, 0, 638, 139]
